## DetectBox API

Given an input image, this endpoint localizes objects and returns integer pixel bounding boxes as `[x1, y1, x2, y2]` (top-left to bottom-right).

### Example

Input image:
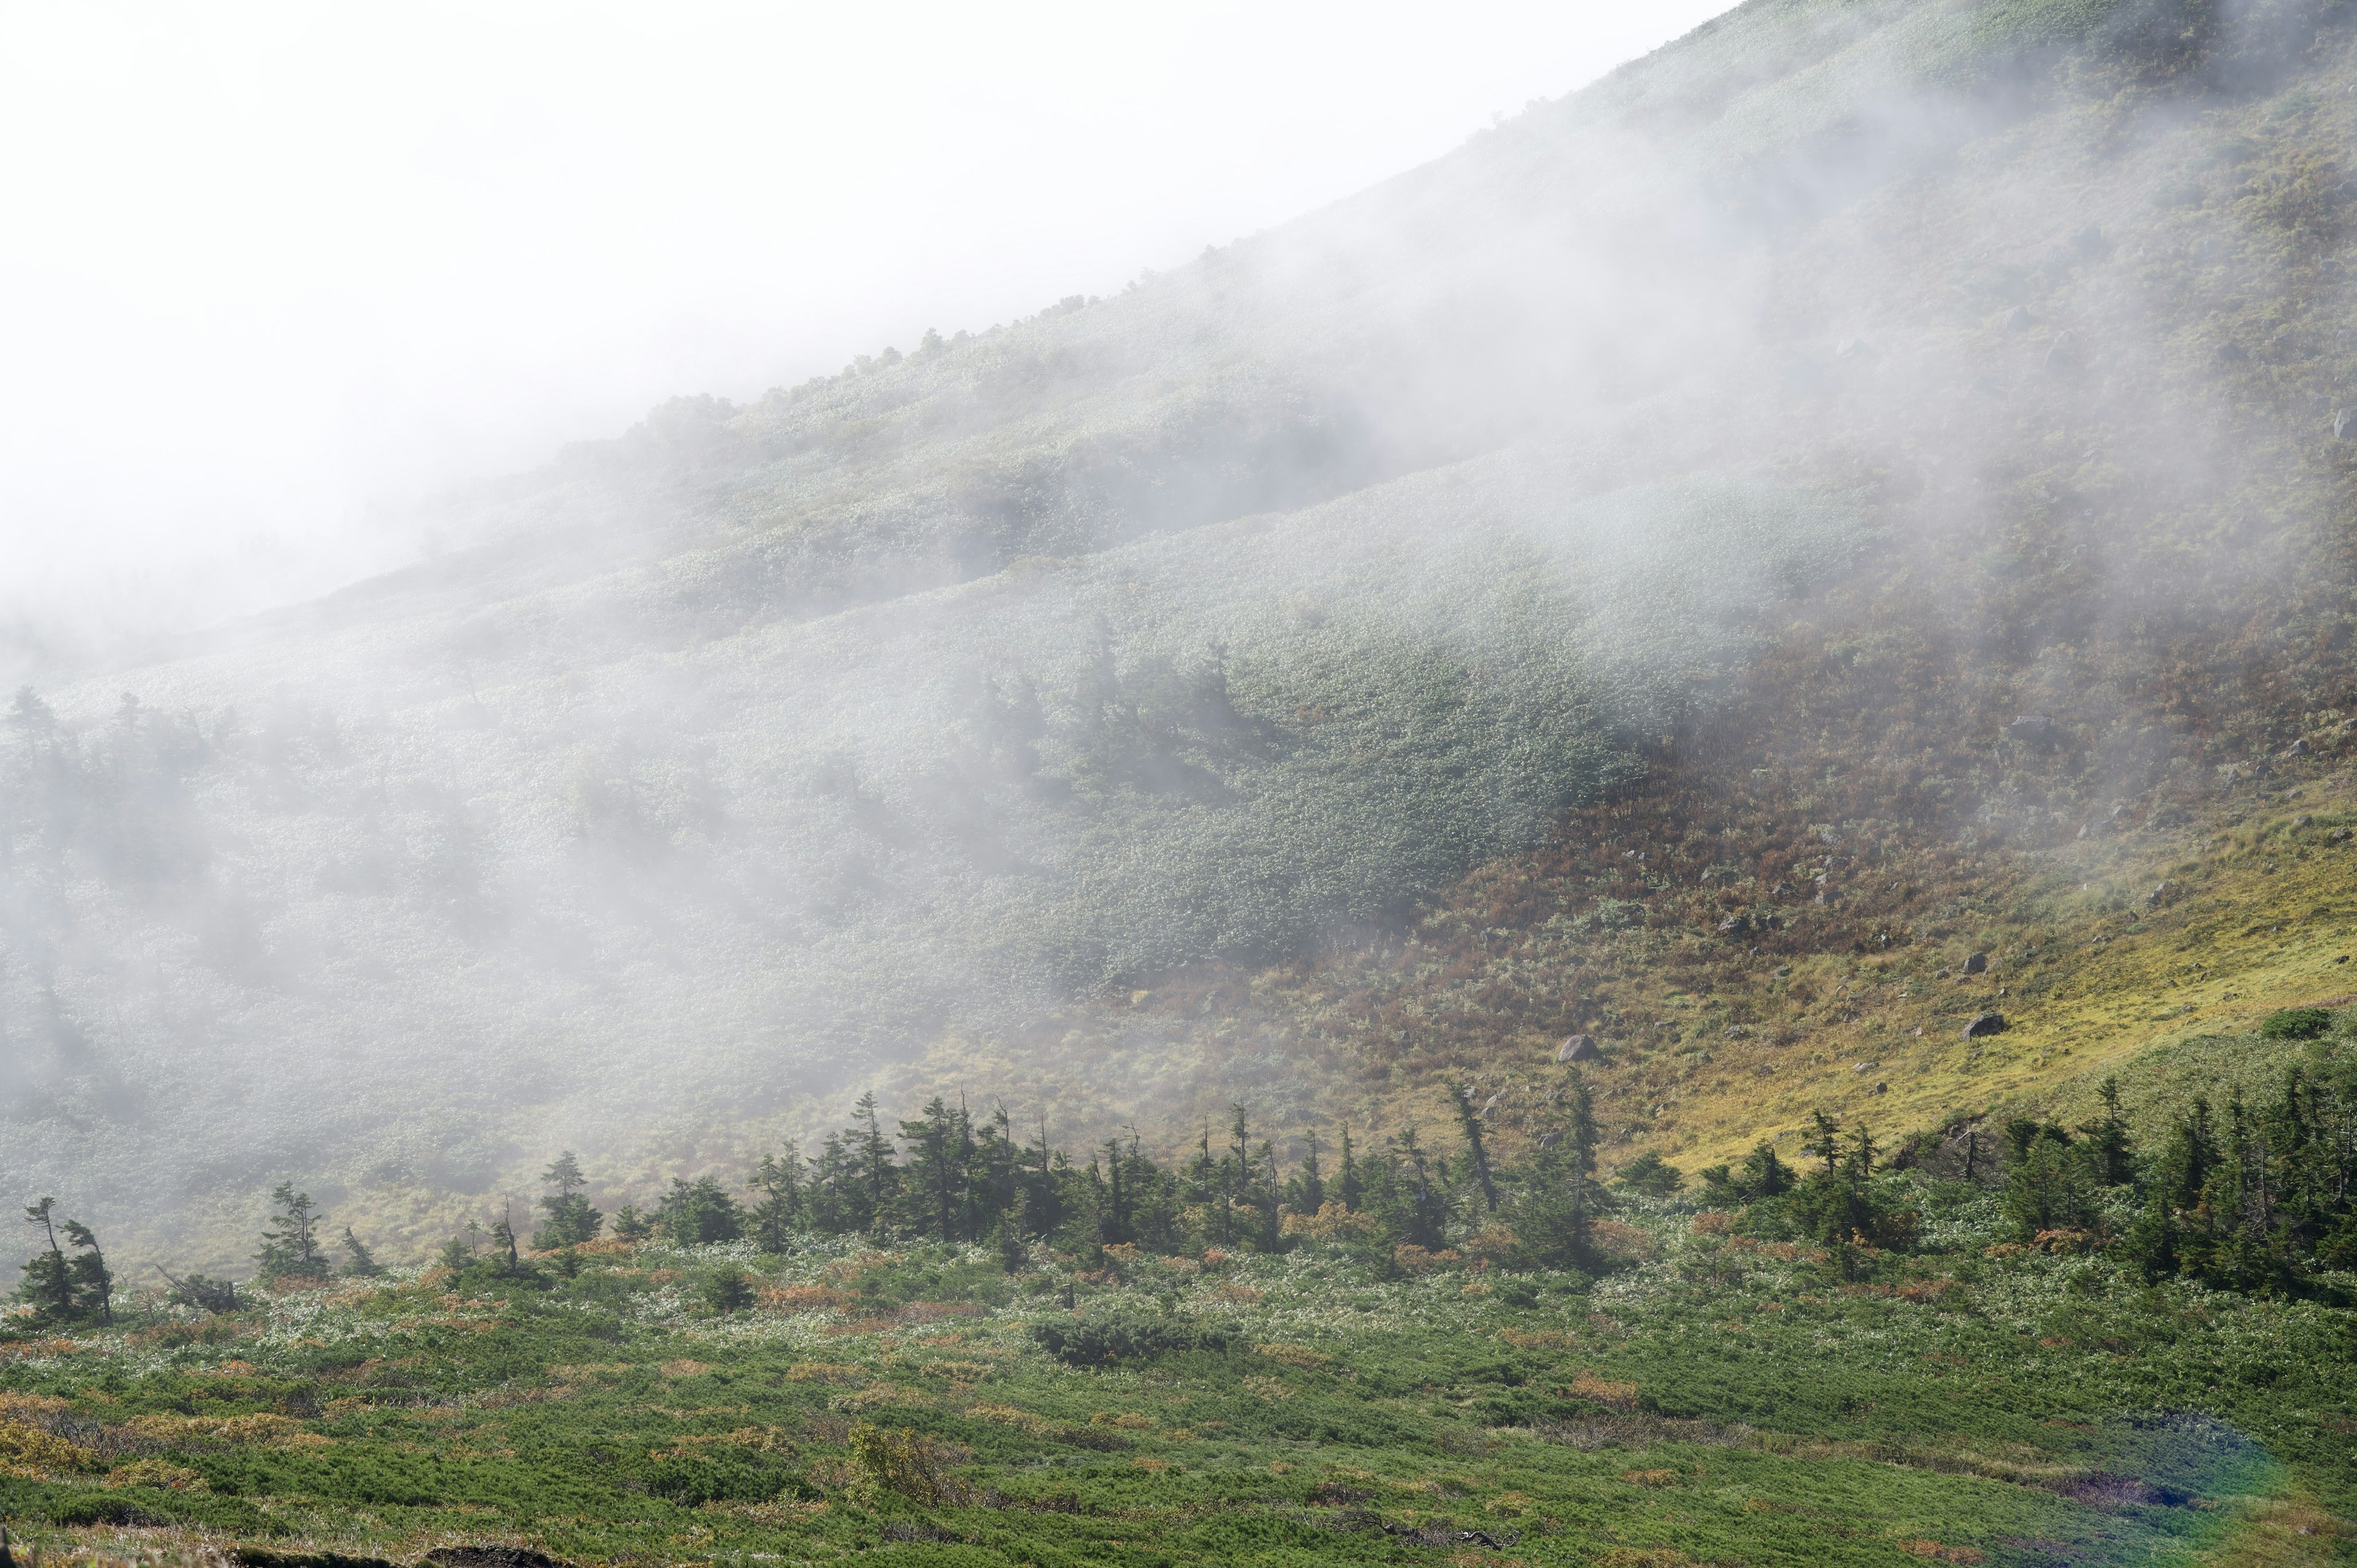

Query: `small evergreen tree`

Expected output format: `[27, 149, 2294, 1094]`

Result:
[336, 1227, 383, 1278]
[17, 1199, 75, 1324]
[1614, 1149, 1684, 1198]
[490, 1211, 523, 1274]
[533, 1151, 603, 1249]
[1509, 1071, 1599, 1269]
[2002, 1126, 2097, 1241]
[611, 1203, 654, 1242]
[60, 1221, 111, 1324]
[256, 1183, 329, 1284]
[17, 1202, 111, 1325]
[1740, 1141, 1793, 1197]
[855, 1092, 898, 1234]
[2077, 1077, 2135, 1186]
[703, 1267, 756, 1315]
[1286, 1130, 1325, 1217]
[1450, 1085, 1499, 1213]
[654, 1176, 743, 1245]
[749, 1143, 806, 1253]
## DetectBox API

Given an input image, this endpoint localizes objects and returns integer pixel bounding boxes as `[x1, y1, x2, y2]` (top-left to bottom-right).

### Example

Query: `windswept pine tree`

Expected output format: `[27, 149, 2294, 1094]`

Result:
[255, 1184, 329, 1284]
[15, 1200, 110, 1325]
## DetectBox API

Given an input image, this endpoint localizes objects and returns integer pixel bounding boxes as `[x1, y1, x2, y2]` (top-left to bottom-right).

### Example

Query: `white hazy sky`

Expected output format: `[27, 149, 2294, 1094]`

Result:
[0, 1, 1733, 646]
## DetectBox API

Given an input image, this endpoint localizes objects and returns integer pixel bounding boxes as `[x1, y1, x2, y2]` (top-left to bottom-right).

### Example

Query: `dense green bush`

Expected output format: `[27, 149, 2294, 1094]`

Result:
[2259, 1006, 2333, 1040]
[1029, 1307, 1228, 1367]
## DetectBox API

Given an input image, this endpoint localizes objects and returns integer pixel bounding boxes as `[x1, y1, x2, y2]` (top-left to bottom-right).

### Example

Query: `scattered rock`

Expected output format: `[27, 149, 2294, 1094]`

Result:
[2285, 737, 2311, 757]
[1852, 1060, 1880, 1073]
[2004, 305, 2035, 330]
[2071, 223, 2110, 257]
[1837, 336, 1872, 360]
[2294, 814, 2314, 828]
[1557, 1035, 1600, 1063]
[1962, 952, 1989, 975]
[1962, 1012, 2007, 1040]
[2339, 407, 2356, 440]
[1873, 1081, 1889, 1095]
[2331, 827, 2353, 843]
[2217, 341, 2250, 365]
[2008, 714, 2054, 742]
[2043, 330, 2077, 369]
[1717, 914, 1751, 935]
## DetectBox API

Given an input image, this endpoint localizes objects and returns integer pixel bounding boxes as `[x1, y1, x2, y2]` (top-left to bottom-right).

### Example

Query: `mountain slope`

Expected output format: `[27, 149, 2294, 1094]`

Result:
[11, 0, 2357, 1274]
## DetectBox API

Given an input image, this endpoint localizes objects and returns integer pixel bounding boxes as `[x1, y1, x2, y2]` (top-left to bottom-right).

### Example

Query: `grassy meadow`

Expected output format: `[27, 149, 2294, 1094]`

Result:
[2, 1180, 2351, 1567]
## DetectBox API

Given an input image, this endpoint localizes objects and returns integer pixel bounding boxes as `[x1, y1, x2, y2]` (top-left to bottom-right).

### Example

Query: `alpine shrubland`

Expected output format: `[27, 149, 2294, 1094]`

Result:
[16, 0, 2357, 1555]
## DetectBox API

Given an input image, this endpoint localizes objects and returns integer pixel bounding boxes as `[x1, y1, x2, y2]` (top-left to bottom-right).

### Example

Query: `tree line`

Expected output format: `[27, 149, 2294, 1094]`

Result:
[15, 1029, 2356, 1327]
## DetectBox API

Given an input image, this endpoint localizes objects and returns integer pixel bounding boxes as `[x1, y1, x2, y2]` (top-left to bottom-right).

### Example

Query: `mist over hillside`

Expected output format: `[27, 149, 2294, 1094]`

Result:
[12, 0, 2357, 1275]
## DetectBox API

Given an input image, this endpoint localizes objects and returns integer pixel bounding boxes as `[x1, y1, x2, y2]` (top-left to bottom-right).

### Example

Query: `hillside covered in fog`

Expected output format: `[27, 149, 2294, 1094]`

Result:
[12, 0, 2357, 1270]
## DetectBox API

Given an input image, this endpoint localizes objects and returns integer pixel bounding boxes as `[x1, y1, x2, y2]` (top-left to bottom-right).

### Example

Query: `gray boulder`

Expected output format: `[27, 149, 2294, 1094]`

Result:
[1962, 1012, 2007, 1040]
[1557, 1035, 1600, 1063]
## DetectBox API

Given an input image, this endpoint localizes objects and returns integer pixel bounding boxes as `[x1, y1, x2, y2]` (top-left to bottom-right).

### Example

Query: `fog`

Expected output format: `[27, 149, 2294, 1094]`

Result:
[0, 0, 1729, 666]
[6, 0, 2347, 1275]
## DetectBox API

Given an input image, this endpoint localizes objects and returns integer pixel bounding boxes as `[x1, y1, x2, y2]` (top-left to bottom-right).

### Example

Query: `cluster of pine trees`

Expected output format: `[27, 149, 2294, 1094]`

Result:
[494, 1083, 1611, 1276]
[2105, 1049, 2357, 1292]
[17, 1032, 2356, 1326]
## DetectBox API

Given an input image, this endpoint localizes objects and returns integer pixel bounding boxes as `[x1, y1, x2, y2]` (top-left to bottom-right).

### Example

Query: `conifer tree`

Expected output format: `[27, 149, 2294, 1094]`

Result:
[1804, 1110, 1844, 1174]
[1450, 1084, 1498, 1213]
[17, 1199, 74, 1324]
[59, 1221, 110, 1324]
[855, 1092, 897, 1233]
[339, 1226, 384, 1278]
[257, 1183, 329, 1283]
[1738, 1141, 1792, 1198]
[1389, 1123, 1450, 1250]
[749, 1143, 805, 1253]
[611, 1203, 653, 1242]
[655, 1176, 743, 1244]
[1337, 1124, 1364, 1212]
[2077, 1077, 2135, 1186]
[1509, 1072, 1598, 1267]
[1287, 1130, 1325, 1217]
[533, 1151, 604, 1248]
[491, 1210, 522, 1273]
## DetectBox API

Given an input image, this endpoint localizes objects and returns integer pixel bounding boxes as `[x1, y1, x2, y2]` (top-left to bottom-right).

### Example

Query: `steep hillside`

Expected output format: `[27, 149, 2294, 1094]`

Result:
[12, 0, 2357, 1278]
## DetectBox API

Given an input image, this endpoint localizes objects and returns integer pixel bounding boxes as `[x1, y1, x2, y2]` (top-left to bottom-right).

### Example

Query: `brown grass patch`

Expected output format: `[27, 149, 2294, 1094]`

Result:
[786, 1361, 866, 1385]
[1253, 1343, 1332, 1368]
[0, 1418, 101, 1478]
[1560, 1371, 1640, 1409]
[123, 1413, 296, 1444]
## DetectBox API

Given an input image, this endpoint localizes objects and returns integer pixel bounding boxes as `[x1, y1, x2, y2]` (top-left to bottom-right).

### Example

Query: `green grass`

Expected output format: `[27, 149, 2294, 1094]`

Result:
[4, 1195, 2351, 1565]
